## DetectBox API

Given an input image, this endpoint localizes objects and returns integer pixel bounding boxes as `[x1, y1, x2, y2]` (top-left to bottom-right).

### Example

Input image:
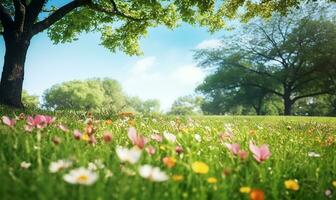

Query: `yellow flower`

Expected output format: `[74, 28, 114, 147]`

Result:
[240, 186, 251, 193]
[159, 145, 166, 151]
[284, 179, 300, 191]
[81, 133, 90, 142]
[191, 161, 209, 174]
[207, 177, 217, 184]
[332, 181, 336, 188]
[172, 175, 184, 181]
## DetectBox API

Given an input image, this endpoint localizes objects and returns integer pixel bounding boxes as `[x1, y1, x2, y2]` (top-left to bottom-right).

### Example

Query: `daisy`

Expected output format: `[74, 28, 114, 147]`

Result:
[63, 167, 98, 185]
[163, 131, 176, 143]
[139, 165, 168, 182]
[116, 146, 141, 164]
[195, 134, 202, 142]
[49, 160, 72, 173]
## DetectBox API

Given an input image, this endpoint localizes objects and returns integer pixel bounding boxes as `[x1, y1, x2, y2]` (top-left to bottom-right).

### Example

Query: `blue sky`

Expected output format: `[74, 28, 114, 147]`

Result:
[0, 23, 226, 110]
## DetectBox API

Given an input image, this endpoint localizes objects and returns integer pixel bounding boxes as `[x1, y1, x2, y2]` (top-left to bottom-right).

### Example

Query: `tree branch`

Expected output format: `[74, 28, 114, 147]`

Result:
[0, 3, 14, 29]
[292, 90, 332, 102]
[32, 0, 88, 35]
[242, 82, 283, 97]
[27, 0, 47, 23]
[13, 0, 26, 32]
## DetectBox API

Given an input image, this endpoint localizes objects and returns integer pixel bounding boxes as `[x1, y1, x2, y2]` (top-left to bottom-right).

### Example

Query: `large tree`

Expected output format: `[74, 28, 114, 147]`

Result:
[195, 3, 336, 115]
[0, 0, 312, 108]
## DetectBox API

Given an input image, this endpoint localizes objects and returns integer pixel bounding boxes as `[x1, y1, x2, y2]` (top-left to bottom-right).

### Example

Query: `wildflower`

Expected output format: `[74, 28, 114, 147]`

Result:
[195, 134, 202, 142]
[333, 181, 336, 188]
[191, 161, 209, 174]
[238, 150, 248, 160]
[225, 143, 240, 155]
[27, 115, 54, 129]
[240, 186, 251, 193]
[139, 165, 168, 182]
[128, 127, 147, 149]
[81, 133, 90, 142]
[162, 156, 176, 168]
[249, 130, 256, 136]
[250, 189, 265, 200]
[284, 179, 299, 191]
[52, 136, 61, 145]
[103, 132, 113, 143]
[207, 177, 217, 184]
[73, 130, 82, 140]
[63, 167, 98, 185]
[308, 152, 321, 158]
[20, 161, 31, 169]
[105, 119, 113, 125]
[49, 160, 72, 173]
[2, 116, 16, 128]
[163, 131, 176, 143]
[219, 131, 233, 142]
[58, 124, 69, 132]
[24, 125, 33, 132]
[150, 133, 163, 142]
[175, 146, 184, 154]
[172, 175, 184, 181]
[116, 146, 141, 164]
[88, 159, 105, 171]
[325, 189, 332, 198]
[145, 146, 156, 155]
[249, 141, 271, 163]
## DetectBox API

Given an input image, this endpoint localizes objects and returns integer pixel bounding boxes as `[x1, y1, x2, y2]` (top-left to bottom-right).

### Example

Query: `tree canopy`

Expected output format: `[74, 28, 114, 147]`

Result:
[195, 2, 336, 115]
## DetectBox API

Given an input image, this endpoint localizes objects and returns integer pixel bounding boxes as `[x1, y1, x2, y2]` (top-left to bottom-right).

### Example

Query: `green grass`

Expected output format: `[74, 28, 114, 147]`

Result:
[0, 108, 335, 200]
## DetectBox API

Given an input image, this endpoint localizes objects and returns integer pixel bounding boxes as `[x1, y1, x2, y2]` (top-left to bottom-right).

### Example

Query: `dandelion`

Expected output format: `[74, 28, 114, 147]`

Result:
[207, 177, 217, 184]
[284, 179, 300, 191]
[163, 131, 176, 143]
[332, 181, 336, 188]
[81, 133, 90, 142]
[249, 141, 271, 163]
[63, 167, 98, 185]
[49, 160, 72, 173]
[2, 116, 16, 128]
[139, 165, 168, 182]
[308, 152, 321, 158]
[172, 175, 184, 181]
[240, 186, 251, 193]
[162, 156, 176, 168]
[20, 161, 31, 169]
[116, 146, 141, 164]
[191, 161, 209, 174]
[250, 189, 265, 200]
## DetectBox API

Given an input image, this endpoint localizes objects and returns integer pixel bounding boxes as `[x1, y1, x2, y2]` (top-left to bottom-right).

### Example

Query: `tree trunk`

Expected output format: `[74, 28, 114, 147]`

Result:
[284, 96, 292, 115]
[0, 32, 30, 108]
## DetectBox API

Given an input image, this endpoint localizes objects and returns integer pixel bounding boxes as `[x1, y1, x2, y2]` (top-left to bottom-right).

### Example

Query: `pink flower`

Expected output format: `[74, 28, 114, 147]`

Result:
[150, 134, 163, 142]
[175, 146, 184, 154]
[27, 115, 55, 129]
[58, 124, 69, 132]
[249, 141, 271, 163]
[128, 127, 147, 149]
[146, 146, 156, 155]
[238, 150, 248, 160]
[225, 143, 240, 155]
[73, 130, 82, 140]
[2, 116, 16, 128]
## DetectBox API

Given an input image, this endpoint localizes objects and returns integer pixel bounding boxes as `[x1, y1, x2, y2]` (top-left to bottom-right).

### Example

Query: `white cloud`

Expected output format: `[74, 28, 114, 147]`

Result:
[196, 39, 222, 49]
[131, 56, 156, 74]
[121, 57, 206, 111]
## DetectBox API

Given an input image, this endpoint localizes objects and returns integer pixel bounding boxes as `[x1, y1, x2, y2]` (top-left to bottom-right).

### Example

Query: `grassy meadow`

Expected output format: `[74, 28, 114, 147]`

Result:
[0, 108, 335, 200]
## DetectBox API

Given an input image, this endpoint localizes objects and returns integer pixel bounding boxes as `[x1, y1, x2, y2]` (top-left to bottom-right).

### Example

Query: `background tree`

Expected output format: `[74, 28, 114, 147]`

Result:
[169, 95, 203, 115]
[22, 90, 39, 108]
[43, 78, 126, 112]
[195, 2, 336, 115]
[125, 96, 161, 114]
[0, 0, 316, 108]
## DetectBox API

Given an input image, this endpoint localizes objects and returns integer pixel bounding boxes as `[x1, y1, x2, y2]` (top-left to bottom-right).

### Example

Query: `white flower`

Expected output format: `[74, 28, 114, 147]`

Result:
[116, 146, 141, 164]
[49, 160, 72, 173]
[63, 167, 98, 185]
[139, 165, 168, 182]
[20, 161, 31, 169]
[194, 134, 202, 142]
[308, 152, 321, 158]
[163, 131, 176, 143]
[88, 159, 105, 171]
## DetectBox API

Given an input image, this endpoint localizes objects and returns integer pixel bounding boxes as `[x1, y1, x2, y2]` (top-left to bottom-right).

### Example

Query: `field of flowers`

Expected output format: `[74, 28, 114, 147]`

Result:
[0, 109, 335, 200]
